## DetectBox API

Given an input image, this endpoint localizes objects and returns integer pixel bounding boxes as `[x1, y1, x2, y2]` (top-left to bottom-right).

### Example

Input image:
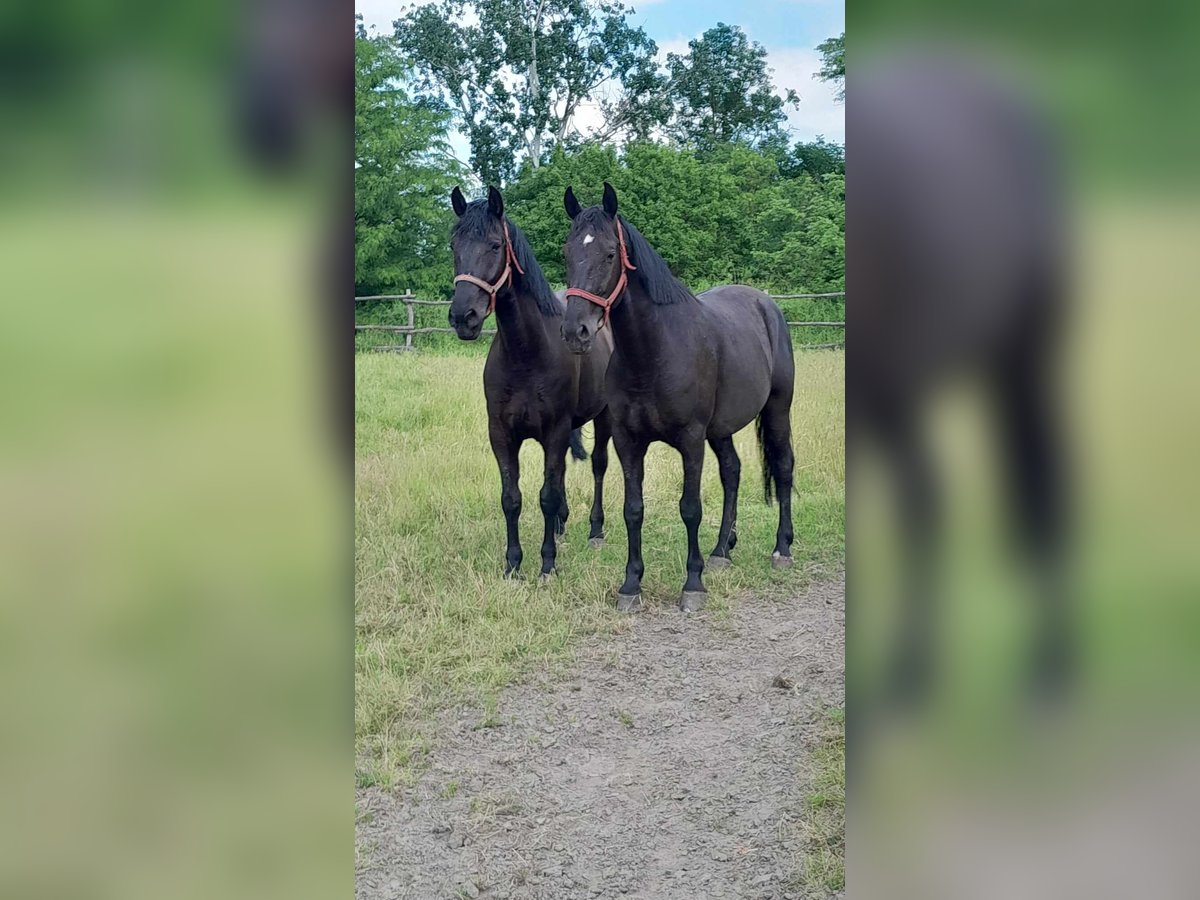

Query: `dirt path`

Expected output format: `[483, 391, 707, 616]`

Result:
[356, 576, 844, 900]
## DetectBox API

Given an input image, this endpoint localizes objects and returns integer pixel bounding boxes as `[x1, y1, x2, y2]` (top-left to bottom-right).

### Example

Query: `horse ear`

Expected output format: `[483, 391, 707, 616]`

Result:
[487, 185, 504, 218]
[602, 181, 618, 217]
[451, 186, 466, 217]
[564, 186, 581, 220]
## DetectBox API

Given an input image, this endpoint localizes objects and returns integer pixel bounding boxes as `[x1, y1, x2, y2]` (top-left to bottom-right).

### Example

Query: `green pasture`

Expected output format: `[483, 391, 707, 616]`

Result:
[355, 348, 845, 785]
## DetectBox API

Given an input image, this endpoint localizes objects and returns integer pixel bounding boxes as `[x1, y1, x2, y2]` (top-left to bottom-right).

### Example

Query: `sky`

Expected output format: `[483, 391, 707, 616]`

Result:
[356, 0, 845, 161]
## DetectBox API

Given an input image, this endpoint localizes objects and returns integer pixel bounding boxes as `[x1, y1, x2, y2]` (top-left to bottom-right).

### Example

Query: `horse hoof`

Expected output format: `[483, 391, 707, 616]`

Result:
[706, 555, 731, 570]
[589, 537, 605, 550]
[538, 570, 556, 584]
[771, 552, 794, 569]
[679, 591, 707, 613]
[615, 593, 643, 613]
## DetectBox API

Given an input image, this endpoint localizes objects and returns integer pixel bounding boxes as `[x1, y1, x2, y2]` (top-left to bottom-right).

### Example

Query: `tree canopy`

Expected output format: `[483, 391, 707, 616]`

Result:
[665, 23, 798, 151]
[354, 17, 845, 301]
[355, 19, 464, 296]
[816, 32, 845, 101]
[395, 0, 664, 185]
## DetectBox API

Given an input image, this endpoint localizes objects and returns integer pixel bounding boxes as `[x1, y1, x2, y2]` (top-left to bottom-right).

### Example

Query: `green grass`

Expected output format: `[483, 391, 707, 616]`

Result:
[789, 708, 846, 896]
[355, 349, 844, 785]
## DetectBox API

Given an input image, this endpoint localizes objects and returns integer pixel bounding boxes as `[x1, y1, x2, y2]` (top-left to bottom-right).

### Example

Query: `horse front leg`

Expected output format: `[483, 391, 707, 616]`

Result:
[613, 430, 647, 612]
[678, 438, 707, 612]
[489, 425, 523, 577]
[538, 426, 570, 580]
[588, 409, 612, 549]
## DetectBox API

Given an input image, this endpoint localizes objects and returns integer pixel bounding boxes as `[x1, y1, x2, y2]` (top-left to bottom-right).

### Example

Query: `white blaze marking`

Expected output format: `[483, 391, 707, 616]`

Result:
[582, 234, 594, 245]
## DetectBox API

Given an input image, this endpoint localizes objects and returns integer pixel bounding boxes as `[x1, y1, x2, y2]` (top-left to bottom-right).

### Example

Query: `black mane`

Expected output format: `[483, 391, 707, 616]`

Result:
[453, 201, 562, 318]
[574, 208, 695, 307]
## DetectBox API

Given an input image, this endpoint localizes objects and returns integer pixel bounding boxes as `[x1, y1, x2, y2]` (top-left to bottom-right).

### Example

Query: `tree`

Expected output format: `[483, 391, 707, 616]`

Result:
[503, 144, 622, 283]
[815, 32, 844, 101]
[355, 19, 464, 295]
[503, 140, 845, 291]
[395, 0, 665, 185]
[752, 173, 845, 292]
[665, 23, 798, 151]
[779, 137, 845, 179]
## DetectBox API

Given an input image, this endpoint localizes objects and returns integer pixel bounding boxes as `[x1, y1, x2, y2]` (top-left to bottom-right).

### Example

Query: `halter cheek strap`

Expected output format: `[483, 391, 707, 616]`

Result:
[453, 219, 526, 317]
[564, 218, 636, 329]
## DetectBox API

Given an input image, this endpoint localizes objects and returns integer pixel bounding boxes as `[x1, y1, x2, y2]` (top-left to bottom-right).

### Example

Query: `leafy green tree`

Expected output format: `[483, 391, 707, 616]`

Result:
[355, 19, 463, 296]
[505, 139, 848, 293]
[665, 23, 798, 151]
[780, 137, 845, 178]
[395, 0, 664, 185]
[816, 32, 845, 101]
[751, 173, 845, 292]
[502, 144, 621, 283]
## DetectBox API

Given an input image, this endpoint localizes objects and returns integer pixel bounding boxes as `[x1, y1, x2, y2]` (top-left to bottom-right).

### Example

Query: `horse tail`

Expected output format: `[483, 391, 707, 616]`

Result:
[569, 428, 588, 461]
[755, 414, 774, 505]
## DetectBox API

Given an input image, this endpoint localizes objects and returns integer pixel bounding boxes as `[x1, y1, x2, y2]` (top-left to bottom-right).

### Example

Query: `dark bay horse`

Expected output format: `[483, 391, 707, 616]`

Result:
[560, 182, 796, 612]
[449, 186, 613, 579]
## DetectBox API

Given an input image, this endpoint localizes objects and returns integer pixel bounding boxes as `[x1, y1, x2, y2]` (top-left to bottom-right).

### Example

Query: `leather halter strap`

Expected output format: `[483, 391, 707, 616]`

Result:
[564, 218, 636, 329]
[453, 219, 525, 317]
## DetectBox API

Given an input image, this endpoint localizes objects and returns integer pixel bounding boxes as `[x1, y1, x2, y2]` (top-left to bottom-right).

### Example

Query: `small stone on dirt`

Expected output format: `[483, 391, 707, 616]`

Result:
[431, 824, 450, 835]
[771, 674, 794, 690]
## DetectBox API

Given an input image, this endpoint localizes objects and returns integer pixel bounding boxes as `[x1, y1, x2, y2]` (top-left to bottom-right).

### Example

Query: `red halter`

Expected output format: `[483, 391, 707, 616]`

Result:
[453, 219, 525, 317]
[564, 218, 636, 329]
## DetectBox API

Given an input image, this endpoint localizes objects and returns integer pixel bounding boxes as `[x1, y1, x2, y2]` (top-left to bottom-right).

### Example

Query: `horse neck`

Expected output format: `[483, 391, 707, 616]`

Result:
[609, 281, 675, 368]
[493, 280, 554, 362]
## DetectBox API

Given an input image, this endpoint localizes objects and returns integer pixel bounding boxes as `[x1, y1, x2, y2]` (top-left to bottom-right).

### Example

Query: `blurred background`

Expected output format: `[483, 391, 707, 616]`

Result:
[850, 1, 1200, 897]
[0, 1, 347, 898]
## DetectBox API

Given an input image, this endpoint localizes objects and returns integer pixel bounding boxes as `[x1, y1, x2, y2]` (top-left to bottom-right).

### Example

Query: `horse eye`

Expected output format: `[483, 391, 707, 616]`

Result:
[606, 251, 615, 260]
[491, 242, 502, 251]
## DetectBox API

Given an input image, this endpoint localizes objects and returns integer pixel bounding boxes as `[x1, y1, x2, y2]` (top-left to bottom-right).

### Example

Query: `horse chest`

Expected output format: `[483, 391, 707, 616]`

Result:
[489, 381, 557, 435]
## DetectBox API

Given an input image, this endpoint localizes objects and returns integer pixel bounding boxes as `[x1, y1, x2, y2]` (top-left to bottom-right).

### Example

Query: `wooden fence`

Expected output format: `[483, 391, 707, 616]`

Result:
[355, 290, 845, 351]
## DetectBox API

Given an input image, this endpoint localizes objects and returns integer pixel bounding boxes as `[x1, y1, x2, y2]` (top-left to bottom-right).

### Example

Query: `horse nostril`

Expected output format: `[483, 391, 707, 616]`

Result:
[576, 324, 589, 340]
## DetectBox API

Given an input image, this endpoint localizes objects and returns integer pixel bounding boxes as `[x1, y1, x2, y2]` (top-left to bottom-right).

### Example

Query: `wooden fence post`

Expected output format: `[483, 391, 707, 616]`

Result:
[404, 290, 414, 352]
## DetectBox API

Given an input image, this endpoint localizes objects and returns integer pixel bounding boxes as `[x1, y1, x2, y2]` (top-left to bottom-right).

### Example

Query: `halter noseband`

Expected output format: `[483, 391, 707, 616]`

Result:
[564, 218, 636, 329]
[453, 218, 525, 317]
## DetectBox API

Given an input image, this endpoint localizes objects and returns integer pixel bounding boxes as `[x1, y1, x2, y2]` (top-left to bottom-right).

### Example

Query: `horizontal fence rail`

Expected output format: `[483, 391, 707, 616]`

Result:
[355, 290, 844, 352]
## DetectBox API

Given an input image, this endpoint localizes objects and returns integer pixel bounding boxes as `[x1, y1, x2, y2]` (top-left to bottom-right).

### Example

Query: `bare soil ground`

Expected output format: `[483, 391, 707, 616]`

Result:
[356, 575, 844, 900]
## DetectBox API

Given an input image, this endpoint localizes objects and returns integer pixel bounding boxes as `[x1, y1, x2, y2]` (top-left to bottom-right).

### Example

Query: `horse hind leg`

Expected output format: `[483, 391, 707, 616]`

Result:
[757, 396, 795, 564]
[993, 339, 1072, 701]
[706, 435, 741, 569]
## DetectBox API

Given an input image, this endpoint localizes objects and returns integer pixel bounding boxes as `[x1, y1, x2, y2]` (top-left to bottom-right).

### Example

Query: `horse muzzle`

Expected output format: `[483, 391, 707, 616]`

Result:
[449, 305, 483, 341]
[561, 320, 594, 355]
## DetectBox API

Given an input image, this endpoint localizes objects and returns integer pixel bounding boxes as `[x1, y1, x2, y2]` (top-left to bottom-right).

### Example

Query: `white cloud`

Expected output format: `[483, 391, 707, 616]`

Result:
[767, 46, 844, 144]
[354, 0, 406, 36]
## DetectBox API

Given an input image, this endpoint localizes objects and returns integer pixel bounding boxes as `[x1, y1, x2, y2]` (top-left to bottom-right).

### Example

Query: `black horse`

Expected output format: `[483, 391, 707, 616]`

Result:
[853, 51, 1071, 704]
[560, 183, 796, 612]
[449, 186, 614, 579]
